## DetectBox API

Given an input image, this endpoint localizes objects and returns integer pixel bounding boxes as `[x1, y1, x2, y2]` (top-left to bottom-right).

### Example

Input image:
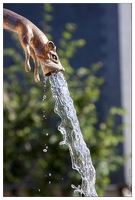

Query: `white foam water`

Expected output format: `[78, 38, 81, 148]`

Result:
[47, 71, 97, 197]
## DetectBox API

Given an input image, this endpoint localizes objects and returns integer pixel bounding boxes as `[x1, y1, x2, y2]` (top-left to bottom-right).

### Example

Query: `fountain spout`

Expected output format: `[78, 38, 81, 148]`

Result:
[3, 9, 65, 81]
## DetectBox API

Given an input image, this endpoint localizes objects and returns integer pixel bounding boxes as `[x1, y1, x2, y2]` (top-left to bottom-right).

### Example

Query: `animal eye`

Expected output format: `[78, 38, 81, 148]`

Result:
[52, 54, 57, 61]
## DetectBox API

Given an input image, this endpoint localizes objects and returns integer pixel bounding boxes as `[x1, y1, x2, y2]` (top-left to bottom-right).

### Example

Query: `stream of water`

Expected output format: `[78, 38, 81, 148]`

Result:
[45, 71, 98, 197]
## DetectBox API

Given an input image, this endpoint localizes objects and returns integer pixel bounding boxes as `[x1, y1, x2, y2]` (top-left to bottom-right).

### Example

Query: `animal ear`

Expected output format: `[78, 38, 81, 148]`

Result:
[46, 41, 56, 51]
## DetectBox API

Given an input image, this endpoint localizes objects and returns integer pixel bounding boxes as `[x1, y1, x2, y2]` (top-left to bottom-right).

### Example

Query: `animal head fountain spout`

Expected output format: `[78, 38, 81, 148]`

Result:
[3, 8, 65, 81]
[40, 41, 65, 76]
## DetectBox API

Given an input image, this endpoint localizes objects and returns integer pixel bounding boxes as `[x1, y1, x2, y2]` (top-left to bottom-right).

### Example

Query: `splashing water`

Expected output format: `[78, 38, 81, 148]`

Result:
[44, 72, 97, 197]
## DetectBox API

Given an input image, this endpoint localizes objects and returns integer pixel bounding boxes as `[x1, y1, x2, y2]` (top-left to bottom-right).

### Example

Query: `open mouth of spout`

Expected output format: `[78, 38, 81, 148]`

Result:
[45, 70, 63, 76]
[41, 64, 65, 77]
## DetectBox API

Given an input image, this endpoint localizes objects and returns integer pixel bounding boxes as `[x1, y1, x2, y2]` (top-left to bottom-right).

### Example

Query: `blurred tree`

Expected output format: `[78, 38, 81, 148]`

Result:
[3, 4, 125, 197]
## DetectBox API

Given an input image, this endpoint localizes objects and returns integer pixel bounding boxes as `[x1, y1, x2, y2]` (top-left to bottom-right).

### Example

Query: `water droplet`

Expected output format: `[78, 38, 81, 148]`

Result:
[71, 184, 77, 190]
[59, 141, 66, 146]
[49, 173, 51, 176]
[46, 146, 48, 149]
[43, 149, 47, 152]
[24, 142, 32, 151]
[43, 95, 46, 100]
[46, 133, 49, 136]
[38, 188, 40, 192]
[49, 181, 51, 184]
[62, 178, 64, 180]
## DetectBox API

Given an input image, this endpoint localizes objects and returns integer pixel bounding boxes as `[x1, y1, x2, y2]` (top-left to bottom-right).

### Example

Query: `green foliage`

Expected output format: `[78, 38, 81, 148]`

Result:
[3, 4, 125, 197]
